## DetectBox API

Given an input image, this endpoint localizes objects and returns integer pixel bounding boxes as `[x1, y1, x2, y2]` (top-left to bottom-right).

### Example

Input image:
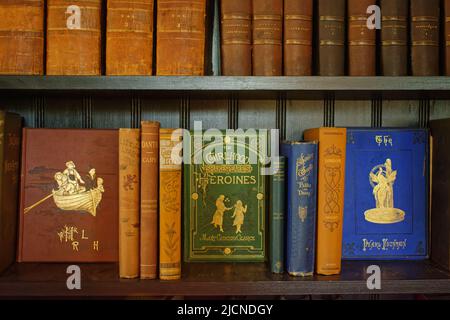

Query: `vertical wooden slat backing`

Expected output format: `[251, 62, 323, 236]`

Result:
[286, 100, 323, 140]
[418, 99, 431, 128]
[131, 95, 142, 128]
[371, 97, 383, 127]
[276, 93, 287, 141]
[227, 93, 239, 129]
[44, 96, 83, 128]
[179, 94, 190, 129]
[190, 97, 228, 129]
[335, 100, 371, 127]
[33, 96, 45, 128]
[141, 97, 180, 128]
[238, 99, 276, 129]
[382, 101, 420, 127]
[82, 96, 93, 129]
[430, 100, 450, 120]
[91, 96, 131, 128]
[0, 95, 35, 127]
[323, 95, 335, 127]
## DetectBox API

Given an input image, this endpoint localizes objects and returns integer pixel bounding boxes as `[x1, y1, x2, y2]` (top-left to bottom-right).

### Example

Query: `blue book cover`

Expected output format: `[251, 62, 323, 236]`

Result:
[342, 128, 429, 260]
[281, 142, 318, 276]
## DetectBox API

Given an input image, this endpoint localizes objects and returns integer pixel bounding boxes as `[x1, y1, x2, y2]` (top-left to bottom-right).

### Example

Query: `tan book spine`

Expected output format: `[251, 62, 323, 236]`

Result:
[140, 121, 160, 279]
[304, 127, 347, 275]
[159, 129, 182, 280]
[0, 0, 44, 75]
[156, 0, 206, 75]
[47, 0, 102, 75]
[119, 129, 140, 279]
[106, 0, 154, 75]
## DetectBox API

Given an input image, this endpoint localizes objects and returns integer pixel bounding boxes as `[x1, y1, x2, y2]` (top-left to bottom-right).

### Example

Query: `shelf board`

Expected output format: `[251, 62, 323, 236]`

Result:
[0, 260, 449, 297]
[0, 76, 450, 99]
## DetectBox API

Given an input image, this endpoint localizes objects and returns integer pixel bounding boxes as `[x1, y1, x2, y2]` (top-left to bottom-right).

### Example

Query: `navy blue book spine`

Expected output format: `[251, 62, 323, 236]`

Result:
[281, 142, 318, 276]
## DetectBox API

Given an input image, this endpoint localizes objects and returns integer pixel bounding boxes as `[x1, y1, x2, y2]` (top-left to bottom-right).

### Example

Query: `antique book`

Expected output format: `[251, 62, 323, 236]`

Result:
[156, 0, 206, 76]
[47, 0, 102, 75]
[159, 129, 182, 280]
[281, 142, 318, 277]
[106, 0, 154, 75]
[317, 0, 346, 76]
[343, 129, 429, 260]
[184, 130, 267, 262]
[381, 0, 408, 76]
[0, 0, 44, 75]
[410, 0, 440, 76]
[221, 0, 252, 76]
[430, 119, 450, 270]
[446, 0, 450, 75]
[269, 157, 285, 274]
[18, 129, 119, 262]
[348, 0, 376, 76]
[119, 129, 140, 279]
[252, 0, 283, 76]
[304, 128, 346, 275]
[0, 112, 22, 274]
[284, 0, 313, 76]
[140, 121, 160, 279]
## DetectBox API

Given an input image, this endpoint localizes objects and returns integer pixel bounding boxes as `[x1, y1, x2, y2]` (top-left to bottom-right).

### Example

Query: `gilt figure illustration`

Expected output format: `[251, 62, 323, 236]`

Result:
[211, 195, 232, 232]
[231, 200, 247, 234]
[364, 159, 405, 224]
[24, 161, 104, 217]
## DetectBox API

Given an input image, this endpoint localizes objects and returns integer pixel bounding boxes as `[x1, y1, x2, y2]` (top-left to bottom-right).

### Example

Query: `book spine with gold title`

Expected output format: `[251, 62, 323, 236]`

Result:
[119, 129, 140, 279]
[159, 129, 182, 280]
[140, 121, 160, 279]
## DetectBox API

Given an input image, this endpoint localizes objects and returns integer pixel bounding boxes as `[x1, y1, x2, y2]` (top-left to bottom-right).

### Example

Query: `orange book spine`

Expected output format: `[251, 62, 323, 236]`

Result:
[47, 0, 102, 75]
[304, 127, 347, 275]
[0, 0, 44, 75]
[140, 121, 160, 279]
[106, 0, 154, 75]
[156, 0, 206, 75]
[159, 129, 182, 280]
[119, 129, 140, 279]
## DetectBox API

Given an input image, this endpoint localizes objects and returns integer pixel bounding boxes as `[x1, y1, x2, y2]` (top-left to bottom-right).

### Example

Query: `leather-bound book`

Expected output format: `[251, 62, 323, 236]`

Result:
[119, 129, 140, 279]
[252, 0, 283, 76]
[159, 129, 182, 280]
[304, 128, 346, 275]
[410, 0, 440, 76]
[18, 129, 119, 262]
[47, 0, 102, 75]
[0, 112, 22, 274]
[381, 0, 408, 76]
[106, 0, 154, 75]
[318, 0, 346, 76]
[0, 0, 44, 75]
[156, 0, 206, 76]
[445, 0, 450, 75]
[221, 0, 252, 76]
[284, 0, 313, 76]
[140, 121, 159, 279]
[348, 0, 376, 76]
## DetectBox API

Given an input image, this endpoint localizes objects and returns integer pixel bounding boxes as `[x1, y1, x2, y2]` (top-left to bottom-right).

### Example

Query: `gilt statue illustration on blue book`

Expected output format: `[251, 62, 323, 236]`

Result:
[342, 128, 429, 260]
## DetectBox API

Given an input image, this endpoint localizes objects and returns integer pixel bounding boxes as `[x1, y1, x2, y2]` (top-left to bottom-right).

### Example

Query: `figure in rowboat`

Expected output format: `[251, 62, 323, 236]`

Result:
[24, 161, 104, 217]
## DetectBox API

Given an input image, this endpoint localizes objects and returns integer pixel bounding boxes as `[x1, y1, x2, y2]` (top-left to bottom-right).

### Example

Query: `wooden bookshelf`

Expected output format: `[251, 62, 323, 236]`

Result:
[0, 260, 449, 298]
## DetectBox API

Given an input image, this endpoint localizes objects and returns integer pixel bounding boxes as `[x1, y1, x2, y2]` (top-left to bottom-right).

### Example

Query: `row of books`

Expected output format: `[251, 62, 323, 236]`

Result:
[1, 0, 450, 77]
[0, 112, 446, 278]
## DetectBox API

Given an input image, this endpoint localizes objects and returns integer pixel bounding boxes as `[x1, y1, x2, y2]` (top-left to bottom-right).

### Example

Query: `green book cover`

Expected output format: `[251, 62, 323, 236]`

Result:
[184, 130, 267, 262]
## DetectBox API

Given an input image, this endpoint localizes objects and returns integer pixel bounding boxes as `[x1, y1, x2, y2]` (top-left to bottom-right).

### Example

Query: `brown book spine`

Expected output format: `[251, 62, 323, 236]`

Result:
[156, 0, 206, 76]
[0, 0, 44, 75]
[119, 129, 140, 279]
[47, 0, 102, 75]
[221, 0, 252, 76]
[252, 0, 283, 76]
[304, 127, 346, 275]
[140, 121, 160, 279]
[284, 0, 313, 76]
[106, 0, 154, 75]
[411, 0, 440, 76]
[381, 0, 408, 76]
[348, 0, 376, 76]
[445, 0, 450, 75]
[159, 129, 182, 280]
[318, 0, 346, 76]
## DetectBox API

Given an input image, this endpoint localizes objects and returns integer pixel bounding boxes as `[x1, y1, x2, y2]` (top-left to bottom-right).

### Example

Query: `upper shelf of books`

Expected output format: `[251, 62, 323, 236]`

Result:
[1, 76, 450, 99]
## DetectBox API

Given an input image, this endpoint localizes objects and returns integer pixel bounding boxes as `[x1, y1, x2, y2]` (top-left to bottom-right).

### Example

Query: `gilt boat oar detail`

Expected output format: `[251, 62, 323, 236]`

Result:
[24, 193, 53, 214]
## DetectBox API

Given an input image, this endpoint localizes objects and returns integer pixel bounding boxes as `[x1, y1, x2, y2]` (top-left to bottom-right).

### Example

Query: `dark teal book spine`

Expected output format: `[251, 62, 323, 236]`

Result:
[270, 157, 285, 273]
[281, 142, 318, 276]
